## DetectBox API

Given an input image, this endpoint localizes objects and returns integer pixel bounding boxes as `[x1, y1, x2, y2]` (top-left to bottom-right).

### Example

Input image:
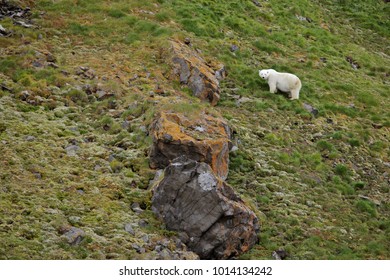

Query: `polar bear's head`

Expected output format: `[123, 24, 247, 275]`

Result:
[259, 69, 271, 80]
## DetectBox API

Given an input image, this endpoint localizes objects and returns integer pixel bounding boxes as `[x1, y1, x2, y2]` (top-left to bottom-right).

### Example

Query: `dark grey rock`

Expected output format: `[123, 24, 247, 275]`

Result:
[138, 219, 148, 228]
[132, 244, 146, 254]
[152, 156, 259, 259]
[272, 249, 288, 260]
[63, 227, 85, 245]
[252, 0, 262, 7]
[124, 223, 135, 235]
[230, 44, 239, 52]
[131, 202, 144, 214]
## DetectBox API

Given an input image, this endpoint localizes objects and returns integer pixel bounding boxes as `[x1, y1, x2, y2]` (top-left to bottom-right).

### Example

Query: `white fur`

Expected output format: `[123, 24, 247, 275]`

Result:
[259, 69, 302, 100]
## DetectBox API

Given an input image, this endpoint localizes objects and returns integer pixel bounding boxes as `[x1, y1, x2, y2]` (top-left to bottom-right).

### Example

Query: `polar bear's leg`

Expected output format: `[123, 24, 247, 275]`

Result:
[268, 81, 277, 94]
[290, 88, 300, 100]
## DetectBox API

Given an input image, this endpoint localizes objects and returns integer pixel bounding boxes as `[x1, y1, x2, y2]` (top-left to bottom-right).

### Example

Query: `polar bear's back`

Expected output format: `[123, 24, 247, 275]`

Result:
[271, 71, 301, 92]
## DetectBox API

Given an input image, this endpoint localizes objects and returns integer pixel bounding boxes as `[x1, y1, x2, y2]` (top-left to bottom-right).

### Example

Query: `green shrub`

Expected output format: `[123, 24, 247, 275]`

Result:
[335, 164, 349, 177]
[356, 200, 377, 217]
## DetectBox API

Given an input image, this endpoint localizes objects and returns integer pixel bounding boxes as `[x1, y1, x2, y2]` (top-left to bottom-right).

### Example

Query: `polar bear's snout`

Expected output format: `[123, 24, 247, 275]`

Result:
[259, 70, 268, 80]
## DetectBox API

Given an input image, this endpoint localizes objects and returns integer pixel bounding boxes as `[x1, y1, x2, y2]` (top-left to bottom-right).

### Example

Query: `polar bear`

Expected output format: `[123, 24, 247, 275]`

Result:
[259, 69, 302, 100]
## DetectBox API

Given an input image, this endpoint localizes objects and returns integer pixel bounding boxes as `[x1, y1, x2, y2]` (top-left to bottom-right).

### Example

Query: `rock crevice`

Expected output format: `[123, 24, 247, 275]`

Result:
[152, 156, 259, 259]
[170, 40, 225, 106]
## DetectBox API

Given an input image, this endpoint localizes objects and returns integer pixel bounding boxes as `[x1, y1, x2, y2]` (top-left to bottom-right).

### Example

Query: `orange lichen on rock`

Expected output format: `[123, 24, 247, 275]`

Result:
[169, 40, 225, 106]
[149, 111, 231, 180]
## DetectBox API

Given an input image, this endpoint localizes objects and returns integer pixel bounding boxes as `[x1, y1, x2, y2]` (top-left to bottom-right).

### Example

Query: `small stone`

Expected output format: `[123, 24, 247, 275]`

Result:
[32, 61, 43, 68]
[194, 126, 205, 132]
[142, 235, 149, 243]
[230, 44, 239, 52]
[63, 227, 85, 245]
[124, 223, 135, 235]
[122, 120, 130, 130]
[132, 244, 146, 254]
[139, 125, 147, 134]
[184, 37, 191, 45]
[131, 202, 144, 214]
[303, 103, 319, 116]
[372, 123, 383, 129]
[138, 219, 148, 228]
[25, 135, 36, 141]
[230, 145, 239, 152]
[252, 0, 262, 7]
[65, 145, 80, 156]
[272, 249, 288, 260]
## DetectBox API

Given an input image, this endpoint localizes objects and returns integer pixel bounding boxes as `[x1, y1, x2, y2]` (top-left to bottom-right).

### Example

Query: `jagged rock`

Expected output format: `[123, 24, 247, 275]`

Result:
[346, 56, 360, 70]
[170, 40, 224, 106]
[62, 226, 85, 245]
[272, 249, 288, 260]
[131, 202, 144, 214]
[152, 156, 259, 259]
[149, 111, 231, 180]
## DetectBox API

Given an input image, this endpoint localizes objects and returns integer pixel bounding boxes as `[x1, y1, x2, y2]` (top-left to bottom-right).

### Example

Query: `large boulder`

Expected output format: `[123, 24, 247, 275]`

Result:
[170, 40, 225, 106]
[152, 156, 259, 259]
[149, 111, 231, 180]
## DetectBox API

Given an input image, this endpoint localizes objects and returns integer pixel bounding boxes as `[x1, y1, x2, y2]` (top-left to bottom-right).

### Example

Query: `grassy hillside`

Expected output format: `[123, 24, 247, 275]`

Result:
[0, 0, 389, 259]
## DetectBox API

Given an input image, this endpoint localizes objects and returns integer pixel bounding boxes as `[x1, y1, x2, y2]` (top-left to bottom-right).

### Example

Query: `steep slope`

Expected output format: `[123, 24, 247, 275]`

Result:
[0, 0, 389, 259]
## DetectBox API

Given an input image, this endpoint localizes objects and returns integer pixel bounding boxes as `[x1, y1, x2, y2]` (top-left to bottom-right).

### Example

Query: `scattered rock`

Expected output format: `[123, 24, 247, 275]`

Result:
[138, 219, 148, 228]
[346, 56, 360, 70]
[124, 223, 135, 235]
[149, 111, 232, 180]
[252, 0, 262, 7]
[0, 24, 11, 37]
[65, 145, 80, 156]
[152, 156, 259, 259]
[170, 40, 224, 106]
[62, 226, 85, 245]
[372, 123, 384, 129]
[230, 44, 239, 52]
[184, 37, 191, 45]
[76, 66, 96, 79]
[303, 103, 319, 116]
[25, 135, 35, 142]
[0, 1, 34, 30]
[272, 249, 288, 260]
[131, 202, 144, 214]
[296, 15, 313, 23]
[132, 244, 146, 254]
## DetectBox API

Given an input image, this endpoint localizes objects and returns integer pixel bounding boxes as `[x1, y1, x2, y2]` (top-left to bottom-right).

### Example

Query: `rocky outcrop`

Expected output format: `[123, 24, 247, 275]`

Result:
[170, 40, 225, 106]
[149, 111, 231, 180]
[152, 156, 259, 259]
